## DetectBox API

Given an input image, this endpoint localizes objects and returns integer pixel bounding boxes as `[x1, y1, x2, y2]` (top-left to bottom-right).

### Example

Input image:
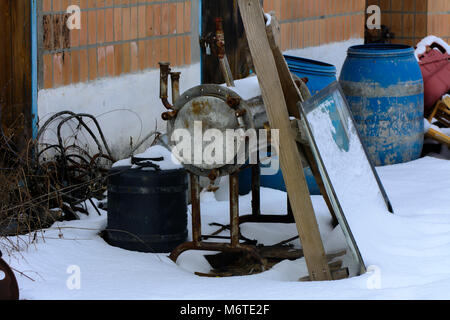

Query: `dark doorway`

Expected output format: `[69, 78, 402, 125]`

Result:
[201, 0, 253, 84]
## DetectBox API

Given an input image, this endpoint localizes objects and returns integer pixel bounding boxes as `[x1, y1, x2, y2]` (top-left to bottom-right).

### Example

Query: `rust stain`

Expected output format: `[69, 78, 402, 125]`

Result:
[43, 15, 53, 50]
[52, 14, 61, 50]
[191, 100, 211, 115]
[48, 13, 71, 50]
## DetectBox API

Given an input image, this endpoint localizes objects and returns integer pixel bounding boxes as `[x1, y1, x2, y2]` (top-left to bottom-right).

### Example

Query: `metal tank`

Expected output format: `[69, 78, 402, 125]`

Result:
[158, 62, 310, 181]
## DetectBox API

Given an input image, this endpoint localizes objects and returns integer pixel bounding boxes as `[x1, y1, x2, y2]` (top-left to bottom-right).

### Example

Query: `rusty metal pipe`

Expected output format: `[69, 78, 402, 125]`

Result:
[190, 173, 202, 244]
[161, 110, 178, 121]
[169, 240, 264, 265]
[161, 97, 173, 110]
[159, 62, 173, 110]
[215, 18, 235, 87]
[229, 172, 240, 247]
[170, 72, 181, 104]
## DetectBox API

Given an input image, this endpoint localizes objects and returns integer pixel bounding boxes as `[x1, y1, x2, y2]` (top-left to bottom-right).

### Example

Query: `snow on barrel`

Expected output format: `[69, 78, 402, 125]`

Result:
[105, 145, 188, 253]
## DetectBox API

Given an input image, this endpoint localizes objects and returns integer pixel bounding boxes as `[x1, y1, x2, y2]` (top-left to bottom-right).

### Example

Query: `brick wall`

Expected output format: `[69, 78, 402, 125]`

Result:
[366, 0, 449, 46]
[263, 0, 366, 51]
[39, 1, 368, 90]
[39, 0, 196, 89]
[427, 0, 450, 43]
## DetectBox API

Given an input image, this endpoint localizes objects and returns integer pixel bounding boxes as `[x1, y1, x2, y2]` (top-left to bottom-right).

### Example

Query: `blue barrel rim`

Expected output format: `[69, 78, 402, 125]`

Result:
[284, 54, 337, 75]
[347, 44, 414, 58]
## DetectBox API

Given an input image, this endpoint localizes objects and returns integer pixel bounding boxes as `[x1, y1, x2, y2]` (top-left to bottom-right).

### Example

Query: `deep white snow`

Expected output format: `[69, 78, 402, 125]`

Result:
[2, 155, 450, 300]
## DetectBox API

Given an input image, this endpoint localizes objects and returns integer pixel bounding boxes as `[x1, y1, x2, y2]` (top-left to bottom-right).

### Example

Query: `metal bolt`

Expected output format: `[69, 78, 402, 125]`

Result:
[208, 169, 219, 181]
[226, 96, 241, 109]
[235, 109, 247, 118]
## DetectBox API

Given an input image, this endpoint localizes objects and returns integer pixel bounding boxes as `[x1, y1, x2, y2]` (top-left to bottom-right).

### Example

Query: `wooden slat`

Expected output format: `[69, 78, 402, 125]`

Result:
[0, 0, 32, 151]
[0, 0, 13, 125]
[425, 128, 450, 147]
[238, 0, 331, 281]
[11, 0, 32, 118]
[266, 14, 339, 226]
[265, 15, 302, 118]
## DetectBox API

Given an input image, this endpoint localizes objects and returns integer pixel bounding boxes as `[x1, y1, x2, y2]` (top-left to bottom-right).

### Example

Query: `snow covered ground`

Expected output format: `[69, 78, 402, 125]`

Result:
[2, 156, 450, 300]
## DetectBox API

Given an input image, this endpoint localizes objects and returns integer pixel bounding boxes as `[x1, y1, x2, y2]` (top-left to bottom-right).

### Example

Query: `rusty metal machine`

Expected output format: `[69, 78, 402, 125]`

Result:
[158, 19, 317, 267]
[158, 60, 319, 267]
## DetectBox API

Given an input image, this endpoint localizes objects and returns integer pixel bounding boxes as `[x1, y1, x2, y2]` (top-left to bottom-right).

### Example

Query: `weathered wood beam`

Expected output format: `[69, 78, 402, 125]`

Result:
[238, 0, 331, 281]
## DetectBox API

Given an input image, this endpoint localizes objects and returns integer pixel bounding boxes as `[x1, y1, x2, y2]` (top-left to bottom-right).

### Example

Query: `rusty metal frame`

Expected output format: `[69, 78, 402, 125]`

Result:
[169, 163, 296, 266]
[169, 172, 265, 266]
[238, 163, 295, 224]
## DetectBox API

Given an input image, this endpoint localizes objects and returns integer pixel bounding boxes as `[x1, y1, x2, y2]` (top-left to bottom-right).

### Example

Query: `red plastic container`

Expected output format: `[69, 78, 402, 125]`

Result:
[418, 46, 450, 115]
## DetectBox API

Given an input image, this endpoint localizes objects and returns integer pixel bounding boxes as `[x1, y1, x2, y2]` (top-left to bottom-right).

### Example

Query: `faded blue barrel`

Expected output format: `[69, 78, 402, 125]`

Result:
[339, 44, 424, 166]
[238, 156, 321, 195]
[259, 162, 319, 195]
[239, 57, 337, 195]
[284, 55, 337, 96]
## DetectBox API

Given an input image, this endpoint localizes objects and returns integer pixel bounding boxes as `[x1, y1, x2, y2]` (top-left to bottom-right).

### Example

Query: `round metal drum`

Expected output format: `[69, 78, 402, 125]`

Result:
[167, 84, 254, 177]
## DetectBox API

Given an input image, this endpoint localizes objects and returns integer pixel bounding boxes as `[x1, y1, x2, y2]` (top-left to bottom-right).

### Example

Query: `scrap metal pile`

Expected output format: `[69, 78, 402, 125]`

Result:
[0, 110, 114, 237]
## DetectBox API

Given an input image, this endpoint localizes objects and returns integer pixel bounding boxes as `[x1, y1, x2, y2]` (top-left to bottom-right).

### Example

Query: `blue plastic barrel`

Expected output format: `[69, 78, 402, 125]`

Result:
[339, 44, 424, 166]
[284, 55, 338, 96]
[259, 163, 320, 194]
[238, 56, 337, 195]
[238, 157, 321, 195]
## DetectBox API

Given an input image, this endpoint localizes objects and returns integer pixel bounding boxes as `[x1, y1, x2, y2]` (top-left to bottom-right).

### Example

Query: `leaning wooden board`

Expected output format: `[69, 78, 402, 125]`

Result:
[264, 15, 303, 119]
[264, 16, 339, 226]
[238, 0, 332, 281]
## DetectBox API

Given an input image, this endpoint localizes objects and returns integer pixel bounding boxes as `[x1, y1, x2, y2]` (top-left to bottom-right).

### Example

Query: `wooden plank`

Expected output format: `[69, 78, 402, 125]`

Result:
[265, 15, 302, 118]
[430, 98, 450, 128]
[0, 0, 31, 145]
[425, 128, 450, 147]
[2, 0, 32, 151]
[0, 0, 13, 125]
[238, 0, 331, 281]
[10, 0, 32, 146]
[267, 15, 339, 226]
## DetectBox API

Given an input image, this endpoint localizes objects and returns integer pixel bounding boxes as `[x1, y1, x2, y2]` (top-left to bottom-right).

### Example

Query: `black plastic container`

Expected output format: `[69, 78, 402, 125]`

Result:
[104, 166, 188, 253]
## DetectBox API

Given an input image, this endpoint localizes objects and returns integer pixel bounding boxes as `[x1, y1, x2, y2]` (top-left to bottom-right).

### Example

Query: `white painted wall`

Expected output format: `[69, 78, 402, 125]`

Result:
[37, 63, 201, 159]
[284, 38, 364, 77]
